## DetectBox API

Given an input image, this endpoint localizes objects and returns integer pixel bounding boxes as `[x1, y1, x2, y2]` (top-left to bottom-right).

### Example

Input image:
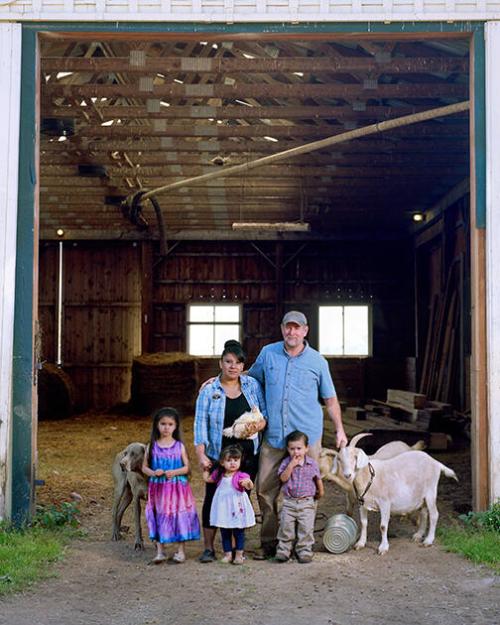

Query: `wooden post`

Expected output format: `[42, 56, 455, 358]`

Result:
[140, 241, 154, 354]
[470, 30, 489, 510]
[275, 241, 284, 332]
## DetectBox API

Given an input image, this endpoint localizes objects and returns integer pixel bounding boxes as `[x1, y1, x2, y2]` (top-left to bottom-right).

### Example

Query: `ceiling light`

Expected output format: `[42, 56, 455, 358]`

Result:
[242, 53, 254, 59]
[264, 136, 278, 142]
[293, 72, 304, 77]
[56, 228, 65, 237]
[200, 41, 208, 45]
[235, 99, 253, 107]
[101, 119, 114, 126]
[174, 78, 184, 84]
[232, 222, 310, 232]
[160, 101, 170, 107]
[412, 212, 426, 223]
[58, 136, 67, 142]
[56, 71, 73, 79]
[212, 44, 219, 49]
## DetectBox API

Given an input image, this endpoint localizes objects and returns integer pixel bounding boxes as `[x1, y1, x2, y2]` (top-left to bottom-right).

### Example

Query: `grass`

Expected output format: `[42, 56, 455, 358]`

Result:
[0, 502, 82, 596]
[438, 502, 500, 572]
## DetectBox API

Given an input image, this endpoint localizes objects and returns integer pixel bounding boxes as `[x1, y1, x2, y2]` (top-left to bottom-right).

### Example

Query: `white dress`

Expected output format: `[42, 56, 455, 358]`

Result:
[210, 475, 256, 529]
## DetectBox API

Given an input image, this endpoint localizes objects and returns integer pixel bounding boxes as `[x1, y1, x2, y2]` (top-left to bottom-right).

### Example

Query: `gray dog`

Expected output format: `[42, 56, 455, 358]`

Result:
[111, 442, 148, 550]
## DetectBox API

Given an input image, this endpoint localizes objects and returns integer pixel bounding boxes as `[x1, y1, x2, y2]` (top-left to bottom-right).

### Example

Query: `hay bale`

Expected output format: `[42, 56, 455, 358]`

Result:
[38, 363, 75, 420]
[131, 352, 200, 415]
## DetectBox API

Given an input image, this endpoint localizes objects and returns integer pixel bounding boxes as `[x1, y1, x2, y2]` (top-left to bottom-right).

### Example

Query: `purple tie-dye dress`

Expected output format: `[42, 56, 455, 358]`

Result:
[145, 440, 201, 544]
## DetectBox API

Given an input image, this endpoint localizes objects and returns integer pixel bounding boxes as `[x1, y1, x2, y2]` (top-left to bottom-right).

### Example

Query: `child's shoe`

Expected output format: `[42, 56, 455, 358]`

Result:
[273, 554, 289, 563]
[297, 554, 313, 564]
[233, 552, 245, 565]
[171, 551, 186, 564]
[220, 552, 233, 563]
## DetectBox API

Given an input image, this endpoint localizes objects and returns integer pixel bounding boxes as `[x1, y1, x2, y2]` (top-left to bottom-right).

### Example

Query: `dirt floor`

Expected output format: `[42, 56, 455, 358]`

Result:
[1, 410, 498, 625]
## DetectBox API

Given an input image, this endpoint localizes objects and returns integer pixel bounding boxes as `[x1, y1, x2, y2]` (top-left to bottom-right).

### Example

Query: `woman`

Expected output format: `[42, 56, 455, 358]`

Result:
[193, 339, 267, 563]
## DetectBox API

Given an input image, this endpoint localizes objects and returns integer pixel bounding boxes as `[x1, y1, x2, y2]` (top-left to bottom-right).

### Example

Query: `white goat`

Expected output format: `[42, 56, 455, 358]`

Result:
[319, 437, 425, 515]
[335, 433, 458, 555]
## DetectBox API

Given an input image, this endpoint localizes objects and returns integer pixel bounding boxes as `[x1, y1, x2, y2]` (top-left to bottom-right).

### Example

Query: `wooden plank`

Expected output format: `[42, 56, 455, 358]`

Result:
[386, 389, 427, 409]
[46, 83, 468, 100]
[42, 56, 469, 74]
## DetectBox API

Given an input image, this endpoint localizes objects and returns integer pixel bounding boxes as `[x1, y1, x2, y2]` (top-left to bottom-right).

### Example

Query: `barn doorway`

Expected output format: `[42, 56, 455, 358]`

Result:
[13, 24, 486, 522]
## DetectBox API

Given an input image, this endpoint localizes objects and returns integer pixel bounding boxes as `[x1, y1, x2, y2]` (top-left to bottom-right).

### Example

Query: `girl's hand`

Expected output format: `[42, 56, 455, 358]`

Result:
[165, 470, 175, 479]
[154, 469, 165, 477]
[240, 478, 253, 490]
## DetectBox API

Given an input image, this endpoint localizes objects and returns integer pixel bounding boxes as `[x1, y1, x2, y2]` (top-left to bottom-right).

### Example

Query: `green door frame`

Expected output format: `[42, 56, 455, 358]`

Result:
[11, 20, 486, 523]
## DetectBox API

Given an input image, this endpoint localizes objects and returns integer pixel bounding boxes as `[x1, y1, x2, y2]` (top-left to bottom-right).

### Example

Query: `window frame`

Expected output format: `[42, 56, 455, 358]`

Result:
[187, 303, 242, 357]
[318, 304, 372, 358]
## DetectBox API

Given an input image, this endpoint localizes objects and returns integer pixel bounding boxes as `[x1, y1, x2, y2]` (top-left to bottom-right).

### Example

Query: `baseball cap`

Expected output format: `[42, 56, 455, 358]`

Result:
[281, 311, 308, 326]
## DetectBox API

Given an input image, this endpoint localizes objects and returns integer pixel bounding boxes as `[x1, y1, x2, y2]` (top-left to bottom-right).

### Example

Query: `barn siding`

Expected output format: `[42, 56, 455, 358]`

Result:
[38, 242, 142, 410]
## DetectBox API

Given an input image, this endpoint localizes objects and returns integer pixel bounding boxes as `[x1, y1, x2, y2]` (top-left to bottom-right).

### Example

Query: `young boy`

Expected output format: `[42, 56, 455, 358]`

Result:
[275, 430, 324, 563]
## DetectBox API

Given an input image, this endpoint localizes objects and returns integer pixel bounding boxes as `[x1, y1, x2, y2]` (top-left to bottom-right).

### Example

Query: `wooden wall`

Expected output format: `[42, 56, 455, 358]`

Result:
[39, 241, 142, 410]
[38, 237, 414, 412]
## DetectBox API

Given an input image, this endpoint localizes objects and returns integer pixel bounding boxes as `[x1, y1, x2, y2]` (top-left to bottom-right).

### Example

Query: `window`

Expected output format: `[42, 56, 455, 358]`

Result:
[319, 305, 370, 356]
[187, 304, 241, 356]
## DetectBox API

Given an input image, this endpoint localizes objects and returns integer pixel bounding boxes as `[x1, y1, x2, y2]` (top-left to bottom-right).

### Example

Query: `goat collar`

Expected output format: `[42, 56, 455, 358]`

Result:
[353, 462, 376, 505]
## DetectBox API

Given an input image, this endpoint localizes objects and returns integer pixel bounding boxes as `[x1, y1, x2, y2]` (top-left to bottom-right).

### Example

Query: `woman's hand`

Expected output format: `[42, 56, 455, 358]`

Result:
[243, 418, 267, 438]
[197, 453, 212, 471]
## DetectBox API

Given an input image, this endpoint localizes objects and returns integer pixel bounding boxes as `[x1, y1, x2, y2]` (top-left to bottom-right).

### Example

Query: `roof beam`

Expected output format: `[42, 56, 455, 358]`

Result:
[41, 56, 468, 74]
[46, 83, 468, 99]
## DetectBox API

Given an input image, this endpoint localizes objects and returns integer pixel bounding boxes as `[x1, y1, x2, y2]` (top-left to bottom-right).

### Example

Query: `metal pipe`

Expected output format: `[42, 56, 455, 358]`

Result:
[141, 100, 469, 201]
[56, 240, 64, 366]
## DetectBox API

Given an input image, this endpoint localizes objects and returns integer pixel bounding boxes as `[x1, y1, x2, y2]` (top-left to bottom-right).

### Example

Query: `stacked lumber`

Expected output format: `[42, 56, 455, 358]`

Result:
[419, 258, 464, 407]
[131, 352, 199, 415]
[370, 389, 431, 427]
[386, 389, 426, 410]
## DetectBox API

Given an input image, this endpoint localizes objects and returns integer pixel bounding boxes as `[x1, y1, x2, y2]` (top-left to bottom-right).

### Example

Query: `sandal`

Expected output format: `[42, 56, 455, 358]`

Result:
[150, 553, 166, 565]
[233, 554, 245, 565]
[220, 553, 233, 564]
[171, 551, 186, 564]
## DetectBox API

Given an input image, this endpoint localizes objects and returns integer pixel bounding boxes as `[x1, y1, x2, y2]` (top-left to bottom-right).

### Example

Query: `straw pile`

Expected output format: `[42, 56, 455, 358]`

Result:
[38, 362, 76, 420]
[130, 352, 200, 415]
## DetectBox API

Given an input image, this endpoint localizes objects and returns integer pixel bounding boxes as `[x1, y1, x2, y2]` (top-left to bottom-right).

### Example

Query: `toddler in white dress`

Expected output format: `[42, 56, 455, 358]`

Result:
[203, 445, 255, 564]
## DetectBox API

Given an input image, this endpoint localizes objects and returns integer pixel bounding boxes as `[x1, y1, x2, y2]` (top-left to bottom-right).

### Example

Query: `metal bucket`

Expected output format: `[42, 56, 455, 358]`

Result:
[323, 514, 358, 554]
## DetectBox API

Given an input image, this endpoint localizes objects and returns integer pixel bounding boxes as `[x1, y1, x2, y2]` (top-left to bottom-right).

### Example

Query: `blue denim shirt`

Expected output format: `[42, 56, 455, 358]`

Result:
[248, 341, 335, 449]
[193, 375, 267, 461]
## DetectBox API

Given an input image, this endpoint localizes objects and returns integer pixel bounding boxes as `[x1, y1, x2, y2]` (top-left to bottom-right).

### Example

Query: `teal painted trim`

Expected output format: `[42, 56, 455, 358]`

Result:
[11, 28, 37, 526]
[24, 20, 483, 35]
[473, 29, 486, 229]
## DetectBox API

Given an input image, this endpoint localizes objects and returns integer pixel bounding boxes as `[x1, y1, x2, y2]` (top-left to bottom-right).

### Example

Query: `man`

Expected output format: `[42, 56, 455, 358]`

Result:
[248, 310, 347, 559]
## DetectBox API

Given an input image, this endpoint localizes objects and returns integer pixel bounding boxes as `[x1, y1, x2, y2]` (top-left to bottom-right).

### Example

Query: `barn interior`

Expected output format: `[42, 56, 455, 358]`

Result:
[37, 32, 471, 454]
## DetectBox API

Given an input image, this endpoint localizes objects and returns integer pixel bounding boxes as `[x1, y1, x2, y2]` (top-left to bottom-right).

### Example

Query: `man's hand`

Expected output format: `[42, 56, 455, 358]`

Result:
[336, 428, 348, 449]
[199, 377, 216, 392]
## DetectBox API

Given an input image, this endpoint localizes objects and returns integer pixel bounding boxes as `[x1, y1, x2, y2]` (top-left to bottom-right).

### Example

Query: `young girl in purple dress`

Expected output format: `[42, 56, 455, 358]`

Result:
[142, 407, 200, 564]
